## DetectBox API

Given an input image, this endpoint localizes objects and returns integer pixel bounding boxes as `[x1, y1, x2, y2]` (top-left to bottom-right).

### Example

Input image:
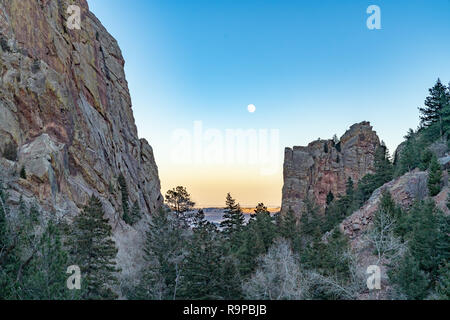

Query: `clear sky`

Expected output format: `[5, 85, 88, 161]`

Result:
[88, 0, 450, 208]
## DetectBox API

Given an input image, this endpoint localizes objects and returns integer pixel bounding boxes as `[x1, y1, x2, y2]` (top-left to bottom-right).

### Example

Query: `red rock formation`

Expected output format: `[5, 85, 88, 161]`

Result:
[0, 0, 162, 279]
[282, 121, 380, 215]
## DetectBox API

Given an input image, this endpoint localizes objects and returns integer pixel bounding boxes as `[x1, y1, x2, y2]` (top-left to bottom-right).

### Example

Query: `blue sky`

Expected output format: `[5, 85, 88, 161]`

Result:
[89, 0, 450, 207]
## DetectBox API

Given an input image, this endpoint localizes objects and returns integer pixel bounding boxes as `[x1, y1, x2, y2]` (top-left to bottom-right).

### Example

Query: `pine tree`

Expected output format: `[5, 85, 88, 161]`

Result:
[20, 220, 75, 300]
[279, 207, 300, 252]
[178, 210, 225, 299]
[0, 181, 8, 255]
[389, 254, 429, 300]
[436, 262, 450, 299]
[118, 174, 130, 223]
[299, 199, 323, 251]
[165, 186, 195, 227]
[428, 155, 442, 196]
[220, 193, 245, 239]
[326, 191, 334, 206]
[419, 78, 450, 139]
[396, 129, 421, 176]
[69, 196, 119, 300]
[345, 177, 354, 198]
[19, 166, 26, 179]
[237, 203, 276, 276]
[373, 145, 394, 186]
[252, 203, 276, 251]
[135, 207, 186, 300]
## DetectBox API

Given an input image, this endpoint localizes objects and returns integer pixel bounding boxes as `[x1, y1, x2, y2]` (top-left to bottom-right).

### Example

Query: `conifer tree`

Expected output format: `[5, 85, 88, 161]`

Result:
[220, 193, 245, 239]
[389, 254, 429, 300]
[178, 210, 225, 299]
[135, 207, 186, 300]
[165, 186, 195, 227]
[20, 220, 75, 300]
[326, 191, 334, 206]
[427, 155, 442, 196]
[69, 195, 119, 300]
[118, 173, 130, 223]
[279, 207, 300, 252]
[373, 145, 394, 186]
[238, 203, 276, 276]
[418, 78, 450, 139]
[19, 166, 26, 179]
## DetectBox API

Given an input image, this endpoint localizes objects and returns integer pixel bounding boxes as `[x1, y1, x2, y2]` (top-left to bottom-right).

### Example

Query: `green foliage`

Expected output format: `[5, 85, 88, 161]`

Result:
[326, 191, 334, 205]
[395, 130, 422, 176]
[124, 201, 142, 226]
[133, 207, 186, 300]
[419, 149, 434, 171]
[69, 196, 119, 300]
[179, 210, 241, 299]
[238, 203, 276, 276]
[165, 186, 195, 226]
[279, 207, 300, 252]
[118, 173, 130, 223]
[389, 200, 450, 299]
[220, 193, 245, 240]
[389, 254, 430, 300]
[19, 166, 26, 179]
[335, 141, 341, 152]
[0, 191, 74, 300]
[436, 262, 450, 299]
[427, 155, 442, 196]
[18, 220, 75, 300]
[418, 78, 450, 139]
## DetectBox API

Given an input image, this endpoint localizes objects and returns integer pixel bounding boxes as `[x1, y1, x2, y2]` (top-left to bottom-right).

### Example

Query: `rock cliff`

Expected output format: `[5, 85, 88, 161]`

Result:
[282, 121, 380, 215]
[0, 0, 162, 279]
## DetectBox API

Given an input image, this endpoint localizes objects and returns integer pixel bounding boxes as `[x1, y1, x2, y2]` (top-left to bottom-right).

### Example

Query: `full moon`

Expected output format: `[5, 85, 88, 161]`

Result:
[247, 104, 256, 113]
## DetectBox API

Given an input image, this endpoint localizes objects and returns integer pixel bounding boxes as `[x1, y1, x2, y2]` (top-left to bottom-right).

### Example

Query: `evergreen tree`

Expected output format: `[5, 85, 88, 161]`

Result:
[118, 174, 130, 223]
[389, 254, 429, 300]
[418, 78, 450, 139]
[135, 207, 186, 300]
[251, 203, 276, 251]
[124, 200, 142, 226]
[419, 149, 434, 171]
[220, 193, 245, 240]
[279, 207, 300, 252]
[427, 155, 442, 196]
[19, 220, 75, 300]
[178, 210, 227, 299]
[19, 166, 26, 179]
[373, 145, 394, 186]
[238, 203, 276, 276]
[69, 196, 119, 300]
[165, 186, 195, 227]
[396, 129, 421, 176]
[326, 191, 334, 206]
[436, 262, 450, 299]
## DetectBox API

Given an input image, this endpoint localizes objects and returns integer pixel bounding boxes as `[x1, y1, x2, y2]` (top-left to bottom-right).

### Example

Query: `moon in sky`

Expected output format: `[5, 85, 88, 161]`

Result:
[247, 104, 256, 113]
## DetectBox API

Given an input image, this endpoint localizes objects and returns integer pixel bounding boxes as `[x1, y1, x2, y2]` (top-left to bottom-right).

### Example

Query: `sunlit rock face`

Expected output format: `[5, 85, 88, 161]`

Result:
[281, 121, 381, 216]
[0, 0, 162, 279]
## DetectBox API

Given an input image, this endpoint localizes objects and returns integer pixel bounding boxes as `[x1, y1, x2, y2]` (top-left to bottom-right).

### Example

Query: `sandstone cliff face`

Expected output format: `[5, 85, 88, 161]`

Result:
[0, 0, 162, 279]
[282, 121, 380, 215]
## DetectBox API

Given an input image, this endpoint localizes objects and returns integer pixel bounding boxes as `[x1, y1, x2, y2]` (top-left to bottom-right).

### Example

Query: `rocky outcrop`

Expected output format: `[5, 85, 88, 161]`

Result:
[340, 170, 429, 243]
[0, 0, 162, 279]
[282, 121, 380, 215]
